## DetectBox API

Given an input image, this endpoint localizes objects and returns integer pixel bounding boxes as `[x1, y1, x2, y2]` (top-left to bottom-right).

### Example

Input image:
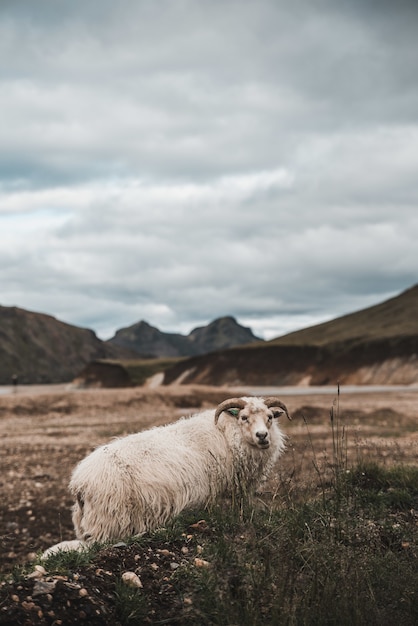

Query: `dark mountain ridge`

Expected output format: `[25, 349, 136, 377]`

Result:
[107, 316, 261, 358]
[0, 308, 260, 384]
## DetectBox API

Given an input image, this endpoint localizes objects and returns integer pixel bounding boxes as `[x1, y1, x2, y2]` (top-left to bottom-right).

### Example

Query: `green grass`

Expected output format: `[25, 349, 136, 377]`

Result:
[155, 463, 418, 626]
[34, 469, 418, 625]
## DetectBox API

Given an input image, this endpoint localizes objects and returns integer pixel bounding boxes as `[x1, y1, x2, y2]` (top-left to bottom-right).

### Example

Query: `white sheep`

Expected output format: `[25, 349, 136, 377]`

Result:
[43, 396, 289, 556]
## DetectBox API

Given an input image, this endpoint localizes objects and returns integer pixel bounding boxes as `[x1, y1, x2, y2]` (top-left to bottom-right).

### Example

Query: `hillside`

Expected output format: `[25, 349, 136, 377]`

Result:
[269, 284, 418, 347]
[163, 285, 418, 386]
[0, 306, 132, 384]
[107, 316, 261, 357]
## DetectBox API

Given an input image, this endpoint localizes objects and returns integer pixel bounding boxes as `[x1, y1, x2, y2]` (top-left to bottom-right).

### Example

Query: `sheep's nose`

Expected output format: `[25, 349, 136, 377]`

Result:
[256, 431, 268, 441]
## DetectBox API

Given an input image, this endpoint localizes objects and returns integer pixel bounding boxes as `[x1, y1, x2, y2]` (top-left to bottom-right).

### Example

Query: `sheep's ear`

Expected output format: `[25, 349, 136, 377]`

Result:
[227, 408, 240, 417]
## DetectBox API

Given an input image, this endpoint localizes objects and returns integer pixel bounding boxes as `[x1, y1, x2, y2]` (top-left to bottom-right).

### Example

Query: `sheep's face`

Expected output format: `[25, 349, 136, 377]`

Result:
[215, 397, 289, 450]
[227, 400, 284, 450]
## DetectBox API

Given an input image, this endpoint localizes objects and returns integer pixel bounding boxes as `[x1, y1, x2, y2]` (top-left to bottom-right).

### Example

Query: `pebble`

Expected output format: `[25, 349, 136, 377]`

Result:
[121, 572, 143, 588]
[27, 565, 47, 579]
[157, 549, 174, 557]
[33, 580, 57, 597]
[194, 558, 210, 568]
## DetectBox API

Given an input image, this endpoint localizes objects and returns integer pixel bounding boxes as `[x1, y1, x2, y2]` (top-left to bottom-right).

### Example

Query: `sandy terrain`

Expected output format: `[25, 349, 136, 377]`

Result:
[1, 384, 417, 575]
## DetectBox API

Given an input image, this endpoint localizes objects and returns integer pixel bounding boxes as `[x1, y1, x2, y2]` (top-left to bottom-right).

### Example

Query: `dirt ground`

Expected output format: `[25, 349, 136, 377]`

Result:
[0, 383, 417, 623]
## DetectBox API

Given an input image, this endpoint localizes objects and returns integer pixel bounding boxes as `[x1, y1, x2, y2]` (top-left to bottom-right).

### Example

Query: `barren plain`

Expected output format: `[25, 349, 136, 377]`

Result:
[1, 383, 417, 575]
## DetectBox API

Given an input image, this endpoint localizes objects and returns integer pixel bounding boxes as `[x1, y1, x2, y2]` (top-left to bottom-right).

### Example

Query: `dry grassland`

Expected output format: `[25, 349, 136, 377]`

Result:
[1, 384, 417, 573]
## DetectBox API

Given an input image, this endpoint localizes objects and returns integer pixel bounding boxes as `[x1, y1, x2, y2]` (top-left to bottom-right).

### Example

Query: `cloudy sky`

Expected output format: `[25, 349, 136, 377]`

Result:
[1, 0, 417, 340]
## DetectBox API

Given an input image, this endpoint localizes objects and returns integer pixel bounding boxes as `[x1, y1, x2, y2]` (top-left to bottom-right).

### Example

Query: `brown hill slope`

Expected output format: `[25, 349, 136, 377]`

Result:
[0, 306, 131, 384]
[269, 284, 418, 346]
[163, 285, 418, 386]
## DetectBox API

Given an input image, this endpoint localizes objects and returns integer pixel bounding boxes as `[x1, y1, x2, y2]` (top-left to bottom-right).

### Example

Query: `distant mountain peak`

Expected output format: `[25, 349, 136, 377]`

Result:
[108, 316, 262, 358]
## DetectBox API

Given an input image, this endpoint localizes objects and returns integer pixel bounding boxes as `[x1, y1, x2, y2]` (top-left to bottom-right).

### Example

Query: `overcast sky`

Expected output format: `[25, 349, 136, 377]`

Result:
[1, 0, 417, 340]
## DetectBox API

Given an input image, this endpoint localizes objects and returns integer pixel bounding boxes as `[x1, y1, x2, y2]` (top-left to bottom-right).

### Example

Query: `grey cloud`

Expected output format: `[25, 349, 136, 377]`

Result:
[0, 0, 417, 339]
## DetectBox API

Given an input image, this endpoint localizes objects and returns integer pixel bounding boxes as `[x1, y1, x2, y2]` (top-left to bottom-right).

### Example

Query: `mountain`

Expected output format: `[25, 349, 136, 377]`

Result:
[162, 285, 418, 386]
[3, 285, 417, 386]
[0, 306, 133, 384]
[107, 316, 261, 357]
[108, 321, 190, 358]
[269, 284, 418, 347]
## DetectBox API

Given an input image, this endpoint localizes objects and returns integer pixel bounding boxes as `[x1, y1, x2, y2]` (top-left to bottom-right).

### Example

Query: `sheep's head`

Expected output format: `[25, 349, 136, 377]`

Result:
[214, 397, 290, 449]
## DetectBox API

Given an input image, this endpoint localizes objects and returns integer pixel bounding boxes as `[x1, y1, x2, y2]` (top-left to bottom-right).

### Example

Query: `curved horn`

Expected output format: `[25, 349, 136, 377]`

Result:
[263, 397, 292, 420]
[214, 398, 246, 424]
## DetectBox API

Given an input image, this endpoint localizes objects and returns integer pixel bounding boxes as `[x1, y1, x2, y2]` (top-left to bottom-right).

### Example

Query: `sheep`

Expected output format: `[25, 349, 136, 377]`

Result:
[43, 396, 290, 556]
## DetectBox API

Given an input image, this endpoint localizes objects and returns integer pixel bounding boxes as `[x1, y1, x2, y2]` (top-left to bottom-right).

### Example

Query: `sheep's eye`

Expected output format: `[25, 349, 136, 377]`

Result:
[240, 414, 249, 422]
[273, 410, 284, 419]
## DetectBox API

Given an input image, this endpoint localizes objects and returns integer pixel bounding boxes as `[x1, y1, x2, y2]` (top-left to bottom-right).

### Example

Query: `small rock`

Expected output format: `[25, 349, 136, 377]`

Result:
[181, 546, 189, 554]
[95, 568, 113, 577]
[28, 565, 47, 579]
[194, 558, 210, 568]
[122, 572, 143, 588]
[79, 588, 89, 597]
[33, 580, 57, 597]
[170, 562, 180, 570]
[157, 549, 174, 557]
[64, 582, 81, 590]
[11, 595, 19, 603]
